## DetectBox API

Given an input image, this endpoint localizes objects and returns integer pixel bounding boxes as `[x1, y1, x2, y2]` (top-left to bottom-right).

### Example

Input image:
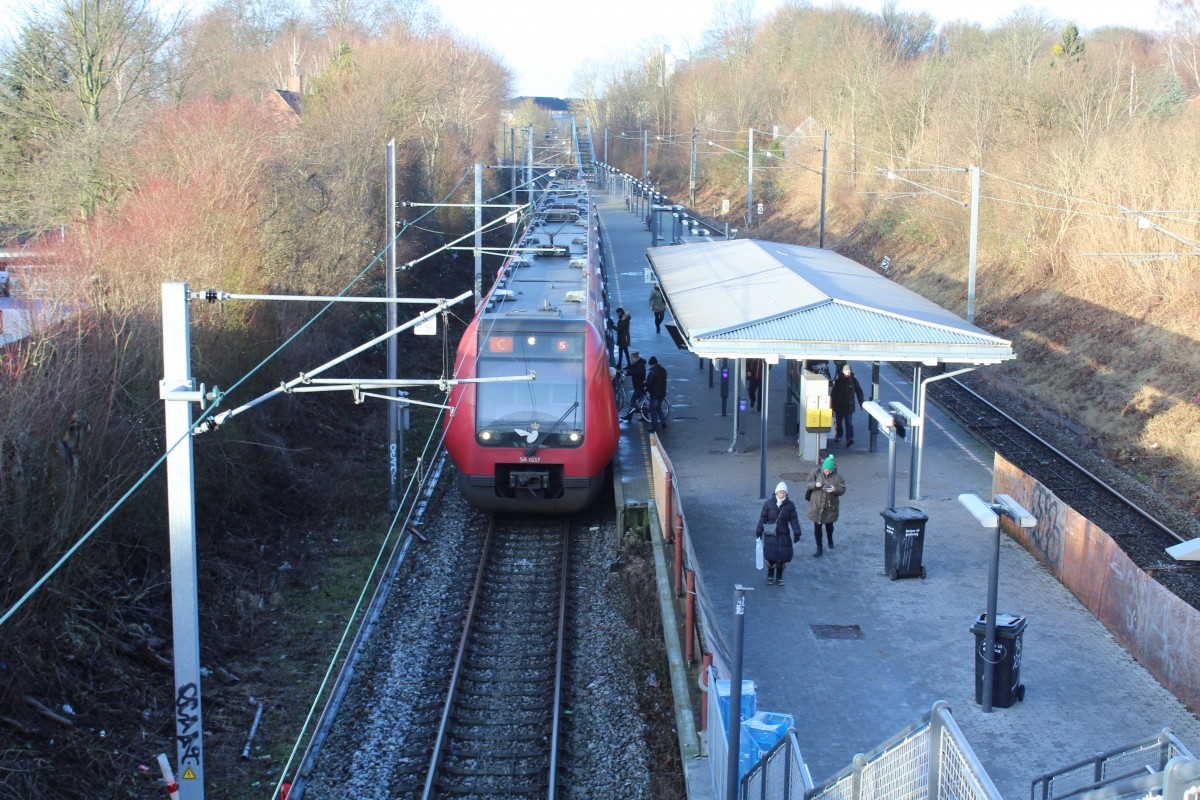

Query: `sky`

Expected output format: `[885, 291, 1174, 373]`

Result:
[429, 0, 1166, 98]
[0, 0, 1165, 96]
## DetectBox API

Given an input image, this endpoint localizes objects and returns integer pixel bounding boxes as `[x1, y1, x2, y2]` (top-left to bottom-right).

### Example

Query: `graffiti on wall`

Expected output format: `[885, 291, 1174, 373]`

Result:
[992, 453, 1200, 714]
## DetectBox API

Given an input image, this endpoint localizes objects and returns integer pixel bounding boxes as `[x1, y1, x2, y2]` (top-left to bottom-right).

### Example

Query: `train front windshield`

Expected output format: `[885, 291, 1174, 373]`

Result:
[475, 331, 585, 447]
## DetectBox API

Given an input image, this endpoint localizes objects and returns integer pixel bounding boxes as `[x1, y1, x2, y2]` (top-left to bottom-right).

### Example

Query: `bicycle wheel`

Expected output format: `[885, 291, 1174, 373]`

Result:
[639, 397, 670, 424]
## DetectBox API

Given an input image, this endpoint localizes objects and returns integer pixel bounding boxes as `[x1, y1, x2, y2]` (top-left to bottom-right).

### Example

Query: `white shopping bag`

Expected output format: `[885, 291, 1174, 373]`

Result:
[755, 537, 765, 570]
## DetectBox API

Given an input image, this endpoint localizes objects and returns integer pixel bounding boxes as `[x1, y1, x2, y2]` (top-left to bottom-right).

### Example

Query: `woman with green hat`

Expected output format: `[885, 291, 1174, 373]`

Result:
[806, 454, 846, 557]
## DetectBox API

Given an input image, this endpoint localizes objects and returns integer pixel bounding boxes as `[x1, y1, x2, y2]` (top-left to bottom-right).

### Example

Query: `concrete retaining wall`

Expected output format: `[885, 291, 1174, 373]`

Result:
[993, 453, 1200, 714]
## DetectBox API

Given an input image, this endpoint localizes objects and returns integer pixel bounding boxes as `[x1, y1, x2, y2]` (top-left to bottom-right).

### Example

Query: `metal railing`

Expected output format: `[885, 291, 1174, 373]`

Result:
[1030, 730, 1197, 800]
[742, 729, 814, 800]
[805, 701, 1002, 800]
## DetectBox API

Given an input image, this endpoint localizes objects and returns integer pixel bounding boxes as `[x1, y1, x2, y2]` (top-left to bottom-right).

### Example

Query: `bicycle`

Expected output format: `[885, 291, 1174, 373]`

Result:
[613, 371, 670, 424]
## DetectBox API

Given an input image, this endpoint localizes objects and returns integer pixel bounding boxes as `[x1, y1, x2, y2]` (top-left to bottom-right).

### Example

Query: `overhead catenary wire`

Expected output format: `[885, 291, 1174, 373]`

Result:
[0, 168, 470, 630]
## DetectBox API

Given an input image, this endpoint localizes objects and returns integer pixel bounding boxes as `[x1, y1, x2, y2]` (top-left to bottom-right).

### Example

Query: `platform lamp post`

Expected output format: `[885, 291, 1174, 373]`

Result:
[957, 493, 1037, 713]
[862, 402, 902, 509]
[726, 585, 753, 800]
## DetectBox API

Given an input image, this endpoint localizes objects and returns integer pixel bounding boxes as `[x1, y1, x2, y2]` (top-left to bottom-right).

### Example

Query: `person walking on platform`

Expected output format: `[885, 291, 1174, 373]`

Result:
[831, 364, 865, 446]
[621, 351, 646, 422]
[645, 356, 668, 432]
[614, 307, 632, 370]
[746, 359, 764, 411]
[807, 454, 846, 557]
[649, 284, 667, 333]
[756, 481, 802, 585]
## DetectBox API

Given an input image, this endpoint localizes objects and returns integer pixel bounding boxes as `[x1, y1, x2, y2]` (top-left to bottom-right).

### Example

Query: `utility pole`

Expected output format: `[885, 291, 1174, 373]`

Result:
[162, 283, 205, 799]
[526, 126, 534, 209]
[604, 127, 609, 167]
[689, 127, 697, 207]
[643, 129, 648, 180]
[474, 163, 483, 306]
[510, 127, 516, 208]
[967, 166, 980, 324]
[386, 140, 400, 512]
[819, 129, 829, 248]
[747, 128, 754, 228]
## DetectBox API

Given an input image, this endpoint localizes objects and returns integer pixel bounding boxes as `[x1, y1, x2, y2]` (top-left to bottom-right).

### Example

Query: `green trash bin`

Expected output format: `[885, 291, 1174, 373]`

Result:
[880, 507, 928, 580]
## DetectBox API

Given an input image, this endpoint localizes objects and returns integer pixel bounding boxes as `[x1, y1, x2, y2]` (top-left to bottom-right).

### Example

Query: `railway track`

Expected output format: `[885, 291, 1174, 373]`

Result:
[922, 372, 1200, 610]
[419, 515, 572, 799]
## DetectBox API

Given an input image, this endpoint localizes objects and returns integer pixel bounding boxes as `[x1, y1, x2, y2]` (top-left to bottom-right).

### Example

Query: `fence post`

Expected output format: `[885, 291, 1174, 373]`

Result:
[851, 753, 867, 800]
[685, 570, 696, 666]
[663, 471, 674, 541]
[929, 701, 948, 799]
[674, 513, 684, 597]
[700, 654, 712, 732]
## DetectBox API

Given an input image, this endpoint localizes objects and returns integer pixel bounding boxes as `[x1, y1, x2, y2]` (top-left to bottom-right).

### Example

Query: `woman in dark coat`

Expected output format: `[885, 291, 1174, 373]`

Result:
[755, 481, 803, 585]
[807, 454, 847, 557]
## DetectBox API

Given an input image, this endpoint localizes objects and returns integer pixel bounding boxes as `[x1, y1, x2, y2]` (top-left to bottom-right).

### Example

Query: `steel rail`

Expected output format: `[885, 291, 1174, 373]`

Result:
[421, 517, 570, 799]
[940, 375, 1186, 546]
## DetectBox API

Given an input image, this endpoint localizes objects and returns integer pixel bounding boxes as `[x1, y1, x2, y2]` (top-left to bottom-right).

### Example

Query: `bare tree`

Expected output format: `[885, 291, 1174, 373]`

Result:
[1160, 0, 1200, 93]
[8, 0, 183, 127]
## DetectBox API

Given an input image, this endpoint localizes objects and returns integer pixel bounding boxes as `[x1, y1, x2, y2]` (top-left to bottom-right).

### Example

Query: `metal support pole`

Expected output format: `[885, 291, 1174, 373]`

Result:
[886, 431, 897, 510]
[161, 282, 205, 799]
[604, 127, 609, 166]
[967, 166, 980, 324]
[474, 163, 483, 304]
[726, 586, 750, 800]
[747, 128, 754, 228]
[908, 364, 923, 501]
[510, 128, 516, 207]
[643, 129, 648, 180]
[526, 126, 534, 210]
[982, 525, 1001, 713]
[386, 141, 400, 513]
[819, 129, 829, 248]
[690, 127, 698, 206]
[759, 362, 769, 500]
[912, 367, 974, 501]
[868, 361, 880, 454]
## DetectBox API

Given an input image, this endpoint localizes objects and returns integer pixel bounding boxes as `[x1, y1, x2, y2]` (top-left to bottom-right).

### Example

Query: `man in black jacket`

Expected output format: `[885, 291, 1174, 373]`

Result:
[614, 308, 632, 369]
[831, 364, 864, 446]
[621, 352, 646, 422]
[645, 356, 668, 433]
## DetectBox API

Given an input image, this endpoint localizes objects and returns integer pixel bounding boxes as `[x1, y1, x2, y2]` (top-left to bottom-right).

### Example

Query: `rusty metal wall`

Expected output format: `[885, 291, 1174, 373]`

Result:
[994, 454, 1200, 714]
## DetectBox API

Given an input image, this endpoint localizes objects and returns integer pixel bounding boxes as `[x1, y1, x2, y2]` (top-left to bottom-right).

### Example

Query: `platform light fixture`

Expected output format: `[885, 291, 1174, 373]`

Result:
[863, 401, 904, 509]
[957, 493, 1037, 713]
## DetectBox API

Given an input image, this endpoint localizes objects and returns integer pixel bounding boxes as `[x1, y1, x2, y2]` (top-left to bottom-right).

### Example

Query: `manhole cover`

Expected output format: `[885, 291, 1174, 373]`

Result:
[811, 624, 863, 640]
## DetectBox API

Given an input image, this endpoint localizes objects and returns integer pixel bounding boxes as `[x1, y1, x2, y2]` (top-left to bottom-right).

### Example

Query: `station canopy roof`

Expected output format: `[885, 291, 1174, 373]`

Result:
[645, 239, 1015, 365]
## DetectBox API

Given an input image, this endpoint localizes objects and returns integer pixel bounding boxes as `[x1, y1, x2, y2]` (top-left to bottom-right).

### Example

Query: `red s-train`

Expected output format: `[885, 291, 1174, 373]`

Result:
[443, 167, 618, 512]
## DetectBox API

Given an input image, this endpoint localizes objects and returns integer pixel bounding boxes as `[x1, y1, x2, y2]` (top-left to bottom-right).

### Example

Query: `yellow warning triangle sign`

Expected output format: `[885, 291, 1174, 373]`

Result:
[181, 766, 197, 780]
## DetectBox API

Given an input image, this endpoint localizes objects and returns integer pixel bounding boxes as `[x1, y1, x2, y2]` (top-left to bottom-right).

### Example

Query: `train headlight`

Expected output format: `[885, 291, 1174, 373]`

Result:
[567, 431, 581, 443]
[526, 336, 537, 346]
[479, 430, 492, 441]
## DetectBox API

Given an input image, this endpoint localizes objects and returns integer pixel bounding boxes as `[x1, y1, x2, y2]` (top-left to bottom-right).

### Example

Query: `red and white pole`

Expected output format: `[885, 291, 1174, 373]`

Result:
[156, 753, 180, 800]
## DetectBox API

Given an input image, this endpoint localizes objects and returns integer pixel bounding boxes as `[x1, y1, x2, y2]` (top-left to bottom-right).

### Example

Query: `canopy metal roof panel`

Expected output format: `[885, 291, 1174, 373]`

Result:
[645, 239, 1015, 364]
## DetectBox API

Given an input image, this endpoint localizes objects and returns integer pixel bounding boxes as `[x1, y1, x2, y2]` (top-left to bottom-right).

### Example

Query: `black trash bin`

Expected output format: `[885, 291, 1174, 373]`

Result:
[880, 507, 928, 580]
[970, 612, 1027, 708]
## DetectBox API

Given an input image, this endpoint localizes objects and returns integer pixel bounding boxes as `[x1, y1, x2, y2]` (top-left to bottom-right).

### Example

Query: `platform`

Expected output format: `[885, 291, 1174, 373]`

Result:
[597, 187, 1200, 799]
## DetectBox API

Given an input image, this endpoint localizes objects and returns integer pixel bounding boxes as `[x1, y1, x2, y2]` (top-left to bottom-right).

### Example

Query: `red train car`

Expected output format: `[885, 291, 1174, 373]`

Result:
[443, 168, 618, 512]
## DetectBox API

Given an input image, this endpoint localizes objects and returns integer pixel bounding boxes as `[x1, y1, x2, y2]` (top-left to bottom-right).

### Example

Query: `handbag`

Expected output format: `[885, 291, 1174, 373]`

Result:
[804, 488, 813, 501]
[755, 537, 765, 570]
